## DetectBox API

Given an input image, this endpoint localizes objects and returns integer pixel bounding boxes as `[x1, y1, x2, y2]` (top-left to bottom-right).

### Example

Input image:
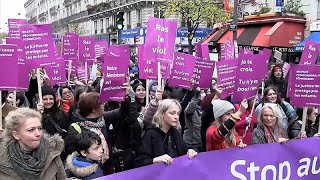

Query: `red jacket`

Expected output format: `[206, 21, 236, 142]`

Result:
[206, 125, 240, 151]
[234, 104, 257, 145]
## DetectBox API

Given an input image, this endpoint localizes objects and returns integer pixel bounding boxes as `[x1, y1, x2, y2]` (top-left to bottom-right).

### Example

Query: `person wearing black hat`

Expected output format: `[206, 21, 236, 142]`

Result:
[36, 86, 70, 139]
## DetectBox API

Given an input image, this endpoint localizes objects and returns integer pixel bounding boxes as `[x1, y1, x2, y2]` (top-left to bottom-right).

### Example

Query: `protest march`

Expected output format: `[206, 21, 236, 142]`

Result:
[0, 7, 320, 180]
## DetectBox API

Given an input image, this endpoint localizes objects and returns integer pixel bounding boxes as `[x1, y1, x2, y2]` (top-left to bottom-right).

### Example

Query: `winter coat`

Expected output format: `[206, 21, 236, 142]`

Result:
[42, 108, 70, 138]
[206, 125, 241, 151]
[288, 119, 319, 139]
[255, 101, 297, 130]
[183, 97, 202, 149]
[66, 152, 103, 180]
[0, 134, 67, 180]
[234, 104, 257, 145]
[251, 124, 288, 144]
[265, 65, 288, 99]
[136, 125, 188, 167]
[143, 99, 159, 123]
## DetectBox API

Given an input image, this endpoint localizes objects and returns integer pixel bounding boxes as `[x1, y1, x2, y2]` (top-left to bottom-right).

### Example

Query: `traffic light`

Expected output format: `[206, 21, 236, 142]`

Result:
[116, 11, 124, 30]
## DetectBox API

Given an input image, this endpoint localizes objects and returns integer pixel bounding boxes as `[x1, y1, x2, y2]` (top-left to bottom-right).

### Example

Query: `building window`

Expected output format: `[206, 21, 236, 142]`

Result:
[94, 20, 98, 34]
[106, 18, 110, 31]
[127, 11, 131, 25]
[100, 19, 104, 33]
[137, 9, 142, 24]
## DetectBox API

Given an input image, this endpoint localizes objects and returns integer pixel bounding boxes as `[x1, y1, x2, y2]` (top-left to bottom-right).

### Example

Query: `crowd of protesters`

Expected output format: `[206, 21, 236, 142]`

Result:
[0, 63, 319, 179]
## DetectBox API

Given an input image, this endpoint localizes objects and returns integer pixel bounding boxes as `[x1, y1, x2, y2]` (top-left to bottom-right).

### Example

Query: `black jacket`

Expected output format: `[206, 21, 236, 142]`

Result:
[265, 65, 288, 99]
[42, 108, 70, 138]
[288, 118, 319, 139]
[136, 125, 187, 167]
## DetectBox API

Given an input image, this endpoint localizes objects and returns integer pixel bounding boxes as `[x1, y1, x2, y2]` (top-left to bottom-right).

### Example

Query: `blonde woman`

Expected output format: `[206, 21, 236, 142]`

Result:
[251, 103, 288, 144]
[136, 99, 197, 167]
[0, 108, 67, 180]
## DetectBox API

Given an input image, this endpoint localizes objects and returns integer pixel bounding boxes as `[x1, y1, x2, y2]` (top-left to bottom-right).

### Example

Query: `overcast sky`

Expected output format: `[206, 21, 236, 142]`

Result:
[0, 0, 26, 33]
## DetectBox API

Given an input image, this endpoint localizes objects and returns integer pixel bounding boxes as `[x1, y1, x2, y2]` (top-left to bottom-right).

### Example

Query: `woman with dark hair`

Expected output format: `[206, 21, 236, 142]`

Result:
[36, 86, 69, 139]
[6, 92, 30, 107]
[58, 85, 74, 114]
[255, 87, 297, 131]
[288, 107, 319, 138]
[132, 81, 146, 113]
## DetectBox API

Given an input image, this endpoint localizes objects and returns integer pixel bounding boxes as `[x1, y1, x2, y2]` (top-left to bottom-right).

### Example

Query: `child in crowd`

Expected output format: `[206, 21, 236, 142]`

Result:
[66, 130, 104, 180]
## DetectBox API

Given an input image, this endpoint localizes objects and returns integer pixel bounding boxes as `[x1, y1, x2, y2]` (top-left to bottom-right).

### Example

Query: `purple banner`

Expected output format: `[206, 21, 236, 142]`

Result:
[138, 45, 157, 80]
[194, 58, 215, 89]
[0, 45, 18, 90]
[194, 43, 210, 60]
[283, 62, 291, 78]
[19, 24, 55, 68]
[169, 53, 195, 89]
[217, 58, 238, 99]
[41, 58, 66, 85]
[77, 65, 89, 82]
[95, 40, 108, 59]
[8, 19, 28, 39]
[143, 17, 178, 63]
[100, 54, 128, 102]
[78, 36, 95, 64]
[97, 138, 320, 180]
[62, 32, 78, 61]
[288, 65, 320, 107]
[233, 53, 269, 102]
[225, 38, 235, 59]
[299, 40, 320, 65]
[6, 37, 30, 91]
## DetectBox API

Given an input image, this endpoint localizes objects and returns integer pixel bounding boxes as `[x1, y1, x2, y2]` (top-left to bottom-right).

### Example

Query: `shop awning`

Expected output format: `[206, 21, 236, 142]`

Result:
[251, 25, 273, 47]
[217, 27, 245, 44]
[293, 32, 320, 51]
[203, 27, 229, 44]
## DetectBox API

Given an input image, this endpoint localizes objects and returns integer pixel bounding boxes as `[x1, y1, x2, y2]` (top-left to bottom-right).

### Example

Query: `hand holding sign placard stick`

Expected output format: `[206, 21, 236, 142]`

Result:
[36, 68, 43, 113]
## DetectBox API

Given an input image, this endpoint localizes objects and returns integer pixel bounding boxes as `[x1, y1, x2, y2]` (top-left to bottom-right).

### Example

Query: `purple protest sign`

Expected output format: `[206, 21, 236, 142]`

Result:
[143, 17, 178, 63]
[8, 19, 28, 39]
[225, 38, 235, 59]
[42, 58, 66, 85]
[138, 45, 157, 80]
[6, 37, 30, 91]
[95, 40, 108, 58]
[194, 57, 215, 89]
[77, 65, 89, 82]
[282, 62, 291, 78]
[97, 138, 320, 180]
[78, 36, 95, 64]
[195, 43, 210, 60]
[107, 45, 130, 59]
[217, 58, 238, 99]
[233, 53, 269, 102]
[0, 45, 18, 90]
[169, 53, 195, 89]
[299, 40, 320, 65]
[62, 32, 78, 61]
[19, 24, 55, 68]
[100, 54, 129, 102]
[288, 65, 320, 107]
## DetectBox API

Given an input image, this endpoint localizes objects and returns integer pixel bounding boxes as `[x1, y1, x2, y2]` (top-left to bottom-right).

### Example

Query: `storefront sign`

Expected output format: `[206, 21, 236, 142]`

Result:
[310, 21, 320, 32]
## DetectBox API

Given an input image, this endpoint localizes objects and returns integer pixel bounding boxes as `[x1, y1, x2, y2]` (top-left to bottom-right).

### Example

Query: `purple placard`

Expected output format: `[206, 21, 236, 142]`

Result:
[62, 32, 79, 61]
[107, 45, 130, 59]
[77, 65, 89, 82]
[217, 58, 238, 99]
[282, 62, 291, 78]
[96, 138, 320, 180]
[8, 19, 28, 39]
[6, 37, 30, 91]
[138, 45, 157, 80]
[41, 57, 66, 85]
[233, 53, 269, 102]
[95, 40, 108, 58]
[0, 45, 18, 90]
[194, 57, 215, 89]
[143, 17, 178, 63]
[19, 24, 55, 68]
[194, 43, 210, 60]
[225, 37, 235, 59]
[288, 65, 320, 107]
[78, 36, 95, 64]
[169, 53, 195, 89]
[299, 40, 320, 65]
[100, 54, 129, 102]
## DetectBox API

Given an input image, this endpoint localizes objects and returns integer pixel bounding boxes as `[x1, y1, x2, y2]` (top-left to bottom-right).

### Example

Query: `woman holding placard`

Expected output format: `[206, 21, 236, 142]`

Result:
[136, 99, 197, 167]
[251, 103, 289, 144]
[255, 87, 297, 131]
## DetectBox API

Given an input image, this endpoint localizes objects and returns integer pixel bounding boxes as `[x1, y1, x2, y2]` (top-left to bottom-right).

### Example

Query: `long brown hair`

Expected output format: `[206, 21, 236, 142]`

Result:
[262, 86, 282, 105]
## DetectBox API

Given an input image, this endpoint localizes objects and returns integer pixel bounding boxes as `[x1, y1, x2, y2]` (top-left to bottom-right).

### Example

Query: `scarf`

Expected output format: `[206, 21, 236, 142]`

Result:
[264, 125, 283, 144]
[62, 98, 74, 113]
[77, 117, 109, 162]
[7, 139, 48, 180]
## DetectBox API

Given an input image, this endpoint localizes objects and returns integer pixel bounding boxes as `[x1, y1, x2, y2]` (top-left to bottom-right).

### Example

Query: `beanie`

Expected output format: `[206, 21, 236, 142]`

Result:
[41, 85, 56, 99]
[211, 99, 235, 120]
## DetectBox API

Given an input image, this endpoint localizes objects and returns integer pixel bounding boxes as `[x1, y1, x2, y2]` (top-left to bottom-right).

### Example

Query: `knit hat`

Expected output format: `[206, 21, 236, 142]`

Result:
[211, 99, 235, 120]
[273, 66, 282, 73]
[41, 85, 56, 98]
